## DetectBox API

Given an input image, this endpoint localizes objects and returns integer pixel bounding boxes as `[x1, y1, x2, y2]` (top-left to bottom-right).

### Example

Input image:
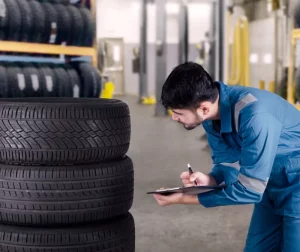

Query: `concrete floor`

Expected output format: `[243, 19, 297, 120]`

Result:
[120, 95, 254, 252]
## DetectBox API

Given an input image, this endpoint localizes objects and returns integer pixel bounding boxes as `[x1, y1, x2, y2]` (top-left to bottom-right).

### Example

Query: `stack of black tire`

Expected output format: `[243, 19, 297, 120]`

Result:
[0, 61, 102, 98]
[0, 98, 135, 251]
[1, 0, 95, 46]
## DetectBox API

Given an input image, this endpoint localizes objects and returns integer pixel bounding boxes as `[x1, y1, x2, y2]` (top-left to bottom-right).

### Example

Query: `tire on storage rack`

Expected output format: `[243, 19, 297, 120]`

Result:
[66, 4, 84, 46]
[0, 156, 134, 226]
[296, 67, 300, 102]
[28, 0, 45, 43]
[74, 62, 102, 98]
[295, 0, 300, 28]
[0, 64, 8, 98]
[37, 64, 58, 97]
[40, 1, 58, 44]
[15, 0, 32, 42]
[47, 0, 70, 4]
[0, 213, 135, 251]
[52, 65, 73, 97]
[65, 64, 81, 97]
[53, 3, 72, 45]
[6, 63, 26, 98]
[0, 98, 131, 165]
[0, 0, 9, 40]
[3, 0, 21, 41]
[80, 7, 96, 47]
[22, 63, 44, 97]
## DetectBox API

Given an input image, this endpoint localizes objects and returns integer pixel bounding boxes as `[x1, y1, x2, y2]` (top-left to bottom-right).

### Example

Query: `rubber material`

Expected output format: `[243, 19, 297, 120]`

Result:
[0, 64, 8, 98]
[296, 67, 300, 102]
[6, 63, 24, 98]
[48, 0, 70, 4]
[0, 156, 134, 226]
[67, 5, 84, 45]
[52, 65, 73, 97]
[53, 3, 71, 45]
[0, 0, 9, 40]
[295, 1, 300, 29]
[0, 97, 131, 165]
[279, 68, 288, 99]
[0, 212, 135, 251]
[15, 0, 32, 42]
[4, 0, 21, 41]
[38, 64, 58, 97]
[76, 62, 102, 98]
[28, 0, 45, 43]
[40, 2, 57, 44]
[22, 63, 44, 97]
[80, 7, 95, 46]
[65, 64, 81, 98]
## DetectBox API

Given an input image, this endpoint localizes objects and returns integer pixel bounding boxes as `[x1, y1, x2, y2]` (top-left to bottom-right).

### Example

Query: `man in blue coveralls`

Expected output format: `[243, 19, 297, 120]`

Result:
[153, 62, 300, 251]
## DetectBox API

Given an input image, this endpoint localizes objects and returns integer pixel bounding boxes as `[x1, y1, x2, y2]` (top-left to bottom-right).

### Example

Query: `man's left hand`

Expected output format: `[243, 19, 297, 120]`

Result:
[153, 192, 200, 206]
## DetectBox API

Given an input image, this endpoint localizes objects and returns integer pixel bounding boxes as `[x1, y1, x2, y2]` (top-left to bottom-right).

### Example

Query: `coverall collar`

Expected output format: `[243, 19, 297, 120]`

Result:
[217, 82, 232, 133]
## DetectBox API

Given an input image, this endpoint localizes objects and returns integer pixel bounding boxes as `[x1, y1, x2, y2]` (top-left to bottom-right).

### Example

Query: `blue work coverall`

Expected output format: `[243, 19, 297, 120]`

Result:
[198, 82, 300, 251]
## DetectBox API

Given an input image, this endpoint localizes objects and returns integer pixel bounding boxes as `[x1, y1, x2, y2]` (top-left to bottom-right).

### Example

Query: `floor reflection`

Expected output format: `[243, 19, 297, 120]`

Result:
[0, 212, 135, 251]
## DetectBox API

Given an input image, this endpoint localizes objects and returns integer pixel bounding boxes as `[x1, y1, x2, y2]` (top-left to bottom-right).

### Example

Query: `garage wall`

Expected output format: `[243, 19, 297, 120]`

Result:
[249, 18, 276, 89]
[97, 0, 211, 96]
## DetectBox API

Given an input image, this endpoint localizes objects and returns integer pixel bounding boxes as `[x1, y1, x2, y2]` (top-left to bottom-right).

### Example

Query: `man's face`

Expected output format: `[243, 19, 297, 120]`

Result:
[171, 108, 204, 130]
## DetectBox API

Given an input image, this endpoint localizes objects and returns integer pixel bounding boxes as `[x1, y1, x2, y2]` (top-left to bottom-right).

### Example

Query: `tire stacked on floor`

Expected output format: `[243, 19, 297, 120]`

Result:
[1, 0, 95, 46]
[0, 98, 135, 251]
[0, 62, 102, 98]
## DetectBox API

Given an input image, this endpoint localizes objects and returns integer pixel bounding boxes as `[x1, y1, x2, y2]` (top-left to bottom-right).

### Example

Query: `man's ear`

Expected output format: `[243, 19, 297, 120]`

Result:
[196, 102, 210, 116]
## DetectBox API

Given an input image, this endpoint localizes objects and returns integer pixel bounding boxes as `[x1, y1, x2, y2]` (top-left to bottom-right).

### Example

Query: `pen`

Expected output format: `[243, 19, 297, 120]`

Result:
[188, 163, 198, 186]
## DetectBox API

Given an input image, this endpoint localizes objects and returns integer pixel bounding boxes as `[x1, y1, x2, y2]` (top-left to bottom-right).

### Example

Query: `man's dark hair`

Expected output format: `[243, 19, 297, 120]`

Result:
[161, 62, 219, 109]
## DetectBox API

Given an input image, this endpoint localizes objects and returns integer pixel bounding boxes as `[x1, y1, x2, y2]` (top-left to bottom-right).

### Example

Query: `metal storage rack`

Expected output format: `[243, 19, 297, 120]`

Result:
[287, 29, 300, 110]
[0, 0, 98, 68]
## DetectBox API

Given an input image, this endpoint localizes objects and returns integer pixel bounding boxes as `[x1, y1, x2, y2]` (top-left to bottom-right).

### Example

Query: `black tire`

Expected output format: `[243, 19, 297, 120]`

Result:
[53, 3, 72, 45]
[28, 0, 45, 43]
[295, 1, 300, 28]
[38, 64, 58, 97]
[0, 213, 135, 252]
[0, 97, 131, 165]
[6, 63, 25, 98]
[48, 0, 70, 4]
[0, 157, 134, 226]
[22, 63, 44, 97]
[279, 67, 288, 99]
[66, 5, 84, 45]
[15, 0, 32, 42]
[75, 62, 102, 98]
[52, 65, 73, 97]
[40, 2, 58, 44]
[65, 64, 81, 97]
[80, 7, 95, 46]
[0, 0, 9, 40]
[0, 64, 8, 98]
[296, 67, 300, 102]
[3, 0, 21, 41]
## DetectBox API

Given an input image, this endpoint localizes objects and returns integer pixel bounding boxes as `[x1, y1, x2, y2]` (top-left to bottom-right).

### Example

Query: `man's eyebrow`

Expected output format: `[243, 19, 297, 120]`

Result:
[172, 110, 182, 115]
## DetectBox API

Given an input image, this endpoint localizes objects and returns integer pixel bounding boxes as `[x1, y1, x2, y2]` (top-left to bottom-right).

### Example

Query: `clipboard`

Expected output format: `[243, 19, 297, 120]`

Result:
[147, 185, 226, 196]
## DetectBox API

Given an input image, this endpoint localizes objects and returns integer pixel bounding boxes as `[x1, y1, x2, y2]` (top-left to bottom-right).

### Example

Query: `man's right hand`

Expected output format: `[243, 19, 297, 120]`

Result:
[180, 171, 217, 187]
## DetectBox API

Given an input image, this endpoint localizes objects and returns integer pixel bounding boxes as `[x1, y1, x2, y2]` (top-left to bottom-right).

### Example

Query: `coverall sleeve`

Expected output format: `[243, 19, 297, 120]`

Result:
[204, 124, 241, 186]
[198, 113, 282, 207]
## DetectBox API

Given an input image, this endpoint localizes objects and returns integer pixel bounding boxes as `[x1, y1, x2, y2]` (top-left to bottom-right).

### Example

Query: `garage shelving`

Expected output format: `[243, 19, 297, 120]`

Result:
[0, 0, 98, 68]
[287, 28, 300, 110]
[0, 40, 98, 67]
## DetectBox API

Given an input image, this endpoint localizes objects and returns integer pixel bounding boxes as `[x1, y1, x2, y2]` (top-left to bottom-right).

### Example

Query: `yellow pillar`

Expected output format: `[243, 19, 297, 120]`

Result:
[259, 80, 265, 90]
[269, 81, 275, 93]
[288, 37, 296, 104]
